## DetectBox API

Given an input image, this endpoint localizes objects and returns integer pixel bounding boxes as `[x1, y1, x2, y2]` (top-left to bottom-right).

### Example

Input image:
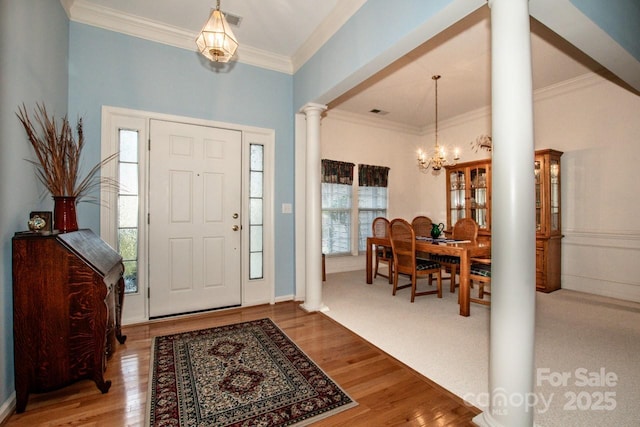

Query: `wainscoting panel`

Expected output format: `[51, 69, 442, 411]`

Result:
[562, 230, 640, 302]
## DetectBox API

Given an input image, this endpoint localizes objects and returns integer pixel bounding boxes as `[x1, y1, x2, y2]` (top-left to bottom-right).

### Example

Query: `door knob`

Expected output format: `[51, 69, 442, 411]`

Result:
[232, 225, 239, 231]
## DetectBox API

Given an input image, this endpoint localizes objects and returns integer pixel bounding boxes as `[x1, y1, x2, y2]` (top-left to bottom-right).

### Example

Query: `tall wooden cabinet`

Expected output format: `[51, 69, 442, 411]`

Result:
[445, 159, 492, 243]
[535, 149, 563, 292]
[12, 229, 126, 412]
[444, 149, 563, 291]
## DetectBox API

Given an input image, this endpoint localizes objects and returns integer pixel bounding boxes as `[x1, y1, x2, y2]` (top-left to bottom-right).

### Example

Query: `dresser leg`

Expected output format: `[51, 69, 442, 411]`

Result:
[95, 377, 112, 394]
[115, 276, 127, 344]
[15, 388, 28, 413]
[116, 332, 127, 344]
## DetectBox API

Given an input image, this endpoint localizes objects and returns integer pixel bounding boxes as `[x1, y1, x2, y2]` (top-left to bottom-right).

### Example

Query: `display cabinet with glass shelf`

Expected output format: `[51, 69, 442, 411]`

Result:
[535, 149, 563, 292]
[445, 159, 491, 242]
[444, 149, 562, 292]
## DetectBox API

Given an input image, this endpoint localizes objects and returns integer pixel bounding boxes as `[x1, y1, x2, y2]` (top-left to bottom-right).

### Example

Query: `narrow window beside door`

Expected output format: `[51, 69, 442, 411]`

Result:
[118, 129, 140, 293]
[249, 144, 264, 280]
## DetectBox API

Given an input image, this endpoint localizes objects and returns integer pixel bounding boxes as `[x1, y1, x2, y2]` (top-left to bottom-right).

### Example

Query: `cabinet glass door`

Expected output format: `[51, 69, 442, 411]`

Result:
[470, 166, 488, 229]
[550, 158, 560, 232]
[535, 159, 542, 232]
[449, 170, 465, 227]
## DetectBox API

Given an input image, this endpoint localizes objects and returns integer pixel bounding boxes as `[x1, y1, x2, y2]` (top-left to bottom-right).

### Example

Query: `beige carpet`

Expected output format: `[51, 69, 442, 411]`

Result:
[321, 270, 640, 427]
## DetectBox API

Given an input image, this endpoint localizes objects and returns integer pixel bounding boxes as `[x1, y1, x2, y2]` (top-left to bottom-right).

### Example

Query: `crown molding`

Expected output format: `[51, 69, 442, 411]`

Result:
[326, 109, 423, 135]
[234, 46, 293, 74]
[65, 0, 293, 74]
[327, 105, 491, 137]
[60, 0, 74, 17]
[533, 71, 608, 102]
[327, 69, 608, 137]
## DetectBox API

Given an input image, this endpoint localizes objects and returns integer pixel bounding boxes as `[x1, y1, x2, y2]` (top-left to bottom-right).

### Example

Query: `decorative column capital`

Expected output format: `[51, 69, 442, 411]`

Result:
[300, 103, 327, 116]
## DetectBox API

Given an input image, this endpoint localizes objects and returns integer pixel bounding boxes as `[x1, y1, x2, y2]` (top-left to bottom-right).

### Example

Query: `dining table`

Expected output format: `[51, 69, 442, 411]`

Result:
[365, 236, 491, 316]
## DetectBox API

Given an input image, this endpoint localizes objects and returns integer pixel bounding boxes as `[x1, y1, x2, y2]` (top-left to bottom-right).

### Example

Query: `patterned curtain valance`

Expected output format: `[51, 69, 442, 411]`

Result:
[358, 164, 390, 187]
[322, 159, 355, 184]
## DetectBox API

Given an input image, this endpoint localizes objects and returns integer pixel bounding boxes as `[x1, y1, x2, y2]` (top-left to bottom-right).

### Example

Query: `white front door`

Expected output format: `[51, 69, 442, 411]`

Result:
[148, 119, 242, 317]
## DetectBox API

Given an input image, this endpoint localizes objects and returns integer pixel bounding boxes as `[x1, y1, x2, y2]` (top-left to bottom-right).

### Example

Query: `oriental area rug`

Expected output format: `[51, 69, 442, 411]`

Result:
[147, 318, 357, 426]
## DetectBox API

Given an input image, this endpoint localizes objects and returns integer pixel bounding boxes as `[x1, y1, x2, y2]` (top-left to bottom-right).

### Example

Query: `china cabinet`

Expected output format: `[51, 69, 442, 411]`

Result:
[444, 149, 563, 292]
[535, 149, 563, 292]
[12, 229, 126, 412]
[444, 159, 492, 243]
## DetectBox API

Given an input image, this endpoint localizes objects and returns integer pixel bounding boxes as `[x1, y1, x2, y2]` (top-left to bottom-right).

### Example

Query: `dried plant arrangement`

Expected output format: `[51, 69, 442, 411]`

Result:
[469, 134, 492, 153]
[16, 103, 118, 203]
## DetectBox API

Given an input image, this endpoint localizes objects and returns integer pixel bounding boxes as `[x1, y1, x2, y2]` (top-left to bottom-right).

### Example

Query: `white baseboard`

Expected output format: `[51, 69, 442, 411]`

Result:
[561, 275, 640, 303]
[274, 294, 294, 303]
[0, 392, 15, 424]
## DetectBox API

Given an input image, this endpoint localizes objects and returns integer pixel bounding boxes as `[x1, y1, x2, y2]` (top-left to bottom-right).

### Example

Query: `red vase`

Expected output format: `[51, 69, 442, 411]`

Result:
[53, 196, 78, 232]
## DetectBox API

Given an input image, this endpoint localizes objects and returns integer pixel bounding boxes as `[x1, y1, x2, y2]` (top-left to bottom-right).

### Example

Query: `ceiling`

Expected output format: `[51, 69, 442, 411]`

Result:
[329, 7, 604, 129]
[69, 0, 605, 129]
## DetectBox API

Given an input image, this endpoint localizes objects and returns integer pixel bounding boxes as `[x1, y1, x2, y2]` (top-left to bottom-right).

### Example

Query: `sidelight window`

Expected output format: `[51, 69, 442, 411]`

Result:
[249, 144, 264, 279]
[117, 129, 139, 294]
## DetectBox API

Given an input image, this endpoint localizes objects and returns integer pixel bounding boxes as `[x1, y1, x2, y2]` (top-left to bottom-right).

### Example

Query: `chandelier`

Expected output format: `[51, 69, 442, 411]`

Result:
[195, 0, 238, 63]
[417, 75, 460, 172]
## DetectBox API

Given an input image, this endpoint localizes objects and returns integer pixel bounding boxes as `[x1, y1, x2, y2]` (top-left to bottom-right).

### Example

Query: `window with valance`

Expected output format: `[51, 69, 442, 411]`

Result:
[320, 161, 390, 256]
[321, 160, 355, 255]
[358, 164, 390, 251]
[322, 159, 355, 184]
[358, 164, 390, 187]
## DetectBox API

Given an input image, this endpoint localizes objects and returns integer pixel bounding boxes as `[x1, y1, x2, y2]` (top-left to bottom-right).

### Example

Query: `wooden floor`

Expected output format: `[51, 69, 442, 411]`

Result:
[3, 301, 479, 426]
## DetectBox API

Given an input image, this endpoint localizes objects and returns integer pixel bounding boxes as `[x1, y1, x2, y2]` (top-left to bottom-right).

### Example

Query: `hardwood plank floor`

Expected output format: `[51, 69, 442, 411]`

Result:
[2, 301, 479, 426]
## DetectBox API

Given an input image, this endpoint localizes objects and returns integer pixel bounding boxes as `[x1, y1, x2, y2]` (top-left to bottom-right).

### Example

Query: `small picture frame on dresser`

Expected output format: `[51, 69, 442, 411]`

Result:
[28, 211, 52, 233]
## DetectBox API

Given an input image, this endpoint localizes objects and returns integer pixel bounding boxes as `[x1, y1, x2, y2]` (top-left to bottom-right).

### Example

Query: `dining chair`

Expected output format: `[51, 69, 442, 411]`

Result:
[389, 218, 442, 302]
[431, 217, 479, 293]
[468, 257, 491, 305]
[411, 216, 434, 261]
[372, 217, 393, 283]
[411, 215, 433, 238]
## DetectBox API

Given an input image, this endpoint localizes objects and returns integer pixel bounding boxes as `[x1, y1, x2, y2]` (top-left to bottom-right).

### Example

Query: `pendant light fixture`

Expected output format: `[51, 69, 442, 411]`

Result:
[195, 0, 238, 63]
[417, 75, 460, 172]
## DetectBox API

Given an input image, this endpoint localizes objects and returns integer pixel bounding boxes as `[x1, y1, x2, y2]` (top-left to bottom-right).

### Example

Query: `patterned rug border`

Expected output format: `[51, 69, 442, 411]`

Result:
[146, 318, 357, 426]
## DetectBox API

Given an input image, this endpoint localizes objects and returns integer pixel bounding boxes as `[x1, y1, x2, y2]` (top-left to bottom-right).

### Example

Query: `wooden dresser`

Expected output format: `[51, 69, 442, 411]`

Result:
[12, 229, 126, 413]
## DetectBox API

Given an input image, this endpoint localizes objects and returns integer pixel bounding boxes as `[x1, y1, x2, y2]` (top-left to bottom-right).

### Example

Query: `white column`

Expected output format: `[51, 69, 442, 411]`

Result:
[300, 103, 327, 313]
[475, 0, 537, 426]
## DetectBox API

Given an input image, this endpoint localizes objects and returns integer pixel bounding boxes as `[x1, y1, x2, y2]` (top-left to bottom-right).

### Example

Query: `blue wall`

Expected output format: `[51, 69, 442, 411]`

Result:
[570, 0, 640, 61]
[0, 0, 69, 410]
[68, 23, 295, 298]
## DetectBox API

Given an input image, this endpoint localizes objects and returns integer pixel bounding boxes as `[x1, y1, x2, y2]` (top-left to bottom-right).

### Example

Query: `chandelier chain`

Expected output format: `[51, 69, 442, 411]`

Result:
[433, 75, 440, 149]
